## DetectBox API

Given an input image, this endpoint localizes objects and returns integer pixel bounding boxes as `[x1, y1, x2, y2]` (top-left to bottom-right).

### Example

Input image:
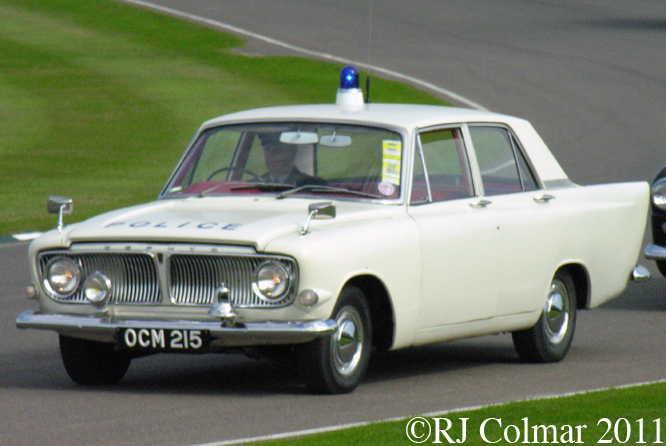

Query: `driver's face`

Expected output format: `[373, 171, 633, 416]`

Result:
[263, 143, 297, 177]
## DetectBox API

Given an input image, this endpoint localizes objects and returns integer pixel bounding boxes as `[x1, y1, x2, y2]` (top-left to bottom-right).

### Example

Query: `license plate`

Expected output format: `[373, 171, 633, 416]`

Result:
[119, 328, 210, 353]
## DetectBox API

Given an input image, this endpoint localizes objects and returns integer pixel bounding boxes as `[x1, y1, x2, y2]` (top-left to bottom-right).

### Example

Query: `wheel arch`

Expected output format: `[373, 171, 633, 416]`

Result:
[345, 275, 395, 351]
[556, 263, 590, 310]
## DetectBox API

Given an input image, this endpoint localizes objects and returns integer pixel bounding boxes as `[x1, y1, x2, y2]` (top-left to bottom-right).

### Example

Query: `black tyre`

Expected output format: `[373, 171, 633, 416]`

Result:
[59, 335, 131, 385]
[512, 270, 577, 363]
[297, 285, 372, 394]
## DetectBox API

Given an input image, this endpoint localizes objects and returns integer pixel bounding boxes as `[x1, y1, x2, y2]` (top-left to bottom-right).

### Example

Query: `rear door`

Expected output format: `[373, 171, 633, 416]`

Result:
[467, 125, 559, 316]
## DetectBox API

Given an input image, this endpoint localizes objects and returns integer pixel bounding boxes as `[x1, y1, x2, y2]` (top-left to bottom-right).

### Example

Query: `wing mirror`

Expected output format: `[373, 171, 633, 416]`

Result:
[47, 196, 73, 232]
[301, 202, 336, 235]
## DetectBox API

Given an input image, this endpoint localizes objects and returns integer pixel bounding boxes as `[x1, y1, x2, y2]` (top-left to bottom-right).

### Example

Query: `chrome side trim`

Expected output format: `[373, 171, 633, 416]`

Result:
[644, 244, 666, 260]
[16, 310, 336, 347]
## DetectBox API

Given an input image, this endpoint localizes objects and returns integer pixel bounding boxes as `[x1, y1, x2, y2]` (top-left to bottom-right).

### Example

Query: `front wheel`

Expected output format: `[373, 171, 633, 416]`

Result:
[512, 270, 577, 363]
[60, 335, 131, 385]
[297, 285, 372, 394]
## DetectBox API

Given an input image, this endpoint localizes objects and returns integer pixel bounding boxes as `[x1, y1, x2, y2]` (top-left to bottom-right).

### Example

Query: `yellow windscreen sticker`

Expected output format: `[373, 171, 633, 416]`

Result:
[382, 140, 402, 185]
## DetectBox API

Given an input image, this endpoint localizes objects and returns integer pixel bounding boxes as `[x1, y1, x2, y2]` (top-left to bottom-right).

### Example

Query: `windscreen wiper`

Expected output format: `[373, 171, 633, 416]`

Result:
[230, 183, 295, 192]
[200, 183, 293, 197]
[276, 185, 381, 200]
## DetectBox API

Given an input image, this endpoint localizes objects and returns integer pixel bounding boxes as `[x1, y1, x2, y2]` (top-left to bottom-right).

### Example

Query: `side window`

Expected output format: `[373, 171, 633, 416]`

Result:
[411, 128, 473, 204]
[469, 126, 537, 196]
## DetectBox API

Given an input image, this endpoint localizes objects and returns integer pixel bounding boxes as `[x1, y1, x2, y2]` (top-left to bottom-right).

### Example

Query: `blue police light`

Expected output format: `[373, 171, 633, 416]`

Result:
[340, 66, 360, 90]
[336, 66, 364, 107]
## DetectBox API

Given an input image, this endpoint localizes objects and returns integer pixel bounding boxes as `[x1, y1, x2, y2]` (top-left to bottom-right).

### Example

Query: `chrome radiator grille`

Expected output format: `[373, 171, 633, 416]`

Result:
[38, 252, 160, 304]
[169, 254, 297, 307]
[38, 248, 297, 308]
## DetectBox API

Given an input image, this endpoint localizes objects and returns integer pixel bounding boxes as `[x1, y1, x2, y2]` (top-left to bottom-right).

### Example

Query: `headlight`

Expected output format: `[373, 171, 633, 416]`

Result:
[44, 257, 81, 297]
[83, 272, 112, 306]
[653, 178, 666, 211]
[252, 261, 290, 302]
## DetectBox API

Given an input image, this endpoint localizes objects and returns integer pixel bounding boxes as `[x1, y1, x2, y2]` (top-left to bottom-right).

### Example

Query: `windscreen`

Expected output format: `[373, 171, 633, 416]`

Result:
[162, 122, 403, 201]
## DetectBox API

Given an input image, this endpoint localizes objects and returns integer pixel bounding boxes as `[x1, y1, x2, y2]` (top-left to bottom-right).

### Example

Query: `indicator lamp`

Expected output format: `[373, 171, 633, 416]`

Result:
[336, 66, 364, 107]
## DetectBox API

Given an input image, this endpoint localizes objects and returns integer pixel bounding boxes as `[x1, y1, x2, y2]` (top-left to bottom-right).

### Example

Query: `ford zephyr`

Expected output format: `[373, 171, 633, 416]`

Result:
[17, 67, 650, 393]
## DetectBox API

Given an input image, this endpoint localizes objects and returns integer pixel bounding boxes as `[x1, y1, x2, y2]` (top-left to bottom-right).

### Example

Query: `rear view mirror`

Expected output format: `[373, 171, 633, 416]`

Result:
[319, 134, 352, 147]
[280, 132, 319, 145]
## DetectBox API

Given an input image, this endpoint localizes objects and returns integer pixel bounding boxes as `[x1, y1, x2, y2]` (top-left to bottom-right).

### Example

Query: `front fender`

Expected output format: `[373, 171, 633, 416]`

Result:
[264, 213, 422, 349]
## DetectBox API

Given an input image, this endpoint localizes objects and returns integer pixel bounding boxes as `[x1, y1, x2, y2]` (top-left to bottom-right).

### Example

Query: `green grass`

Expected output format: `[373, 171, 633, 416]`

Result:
[246, 382, 666, 445]
[0, 0, 446, 236]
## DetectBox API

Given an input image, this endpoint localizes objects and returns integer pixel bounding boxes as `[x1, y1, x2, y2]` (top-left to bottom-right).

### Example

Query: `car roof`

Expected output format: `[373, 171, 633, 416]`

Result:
[199, 103, 526, 132]
[196, 103, 570, 185]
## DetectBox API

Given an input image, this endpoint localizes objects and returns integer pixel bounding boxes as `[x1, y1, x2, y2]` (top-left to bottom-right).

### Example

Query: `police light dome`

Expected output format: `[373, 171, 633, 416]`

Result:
[336, 66, 364, 107]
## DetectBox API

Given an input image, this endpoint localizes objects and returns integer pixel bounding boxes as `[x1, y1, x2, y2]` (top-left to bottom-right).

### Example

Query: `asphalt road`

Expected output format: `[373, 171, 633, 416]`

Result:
[3, 1, 666, 445]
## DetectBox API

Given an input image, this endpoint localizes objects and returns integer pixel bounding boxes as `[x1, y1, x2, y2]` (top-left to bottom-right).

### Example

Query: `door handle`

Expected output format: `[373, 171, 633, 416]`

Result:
[533, 194, 555, 203]
[469, 199, 492, 208]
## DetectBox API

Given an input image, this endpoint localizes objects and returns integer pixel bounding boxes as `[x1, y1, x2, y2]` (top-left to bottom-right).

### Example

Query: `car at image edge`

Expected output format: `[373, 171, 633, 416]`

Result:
[645, 167, 666, 275]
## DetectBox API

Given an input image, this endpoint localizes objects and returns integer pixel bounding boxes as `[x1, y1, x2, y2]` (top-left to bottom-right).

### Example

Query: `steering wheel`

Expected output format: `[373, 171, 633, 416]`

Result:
[206, 167, 262, 182]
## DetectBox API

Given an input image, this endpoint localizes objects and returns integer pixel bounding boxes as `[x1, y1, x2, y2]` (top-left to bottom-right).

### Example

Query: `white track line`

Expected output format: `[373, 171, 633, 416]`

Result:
[12, 232, 41, 241]
[120, 0, 488, 111]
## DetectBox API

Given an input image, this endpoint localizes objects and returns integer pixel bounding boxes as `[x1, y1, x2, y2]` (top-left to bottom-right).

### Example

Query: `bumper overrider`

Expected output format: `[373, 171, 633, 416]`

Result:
[16, 310, 337, 349]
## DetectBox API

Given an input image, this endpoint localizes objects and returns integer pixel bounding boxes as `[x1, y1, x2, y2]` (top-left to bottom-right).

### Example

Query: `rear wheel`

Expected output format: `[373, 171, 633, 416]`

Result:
[60, 335, 131, 385]
[297, 285, 372, 394]
[512, 270, 577, 363]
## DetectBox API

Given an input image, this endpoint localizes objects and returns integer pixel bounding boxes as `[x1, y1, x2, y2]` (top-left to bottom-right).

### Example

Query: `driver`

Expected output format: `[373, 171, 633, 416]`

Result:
[258, 133, 325, 186]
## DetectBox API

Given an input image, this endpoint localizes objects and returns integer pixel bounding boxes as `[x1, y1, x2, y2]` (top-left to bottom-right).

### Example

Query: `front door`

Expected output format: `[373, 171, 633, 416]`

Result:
[408, 127, 502, 329]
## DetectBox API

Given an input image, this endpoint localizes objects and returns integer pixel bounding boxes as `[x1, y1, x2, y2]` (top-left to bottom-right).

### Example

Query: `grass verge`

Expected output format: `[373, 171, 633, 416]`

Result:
[244, 381, 666, 445]
[0, 0, 446, 236]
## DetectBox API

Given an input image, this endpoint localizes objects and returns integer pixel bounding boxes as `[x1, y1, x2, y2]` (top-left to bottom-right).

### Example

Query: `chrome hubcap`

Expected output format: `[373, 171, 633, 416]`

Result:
[332, 306, 364, 376]
[544, 278, 570, 344]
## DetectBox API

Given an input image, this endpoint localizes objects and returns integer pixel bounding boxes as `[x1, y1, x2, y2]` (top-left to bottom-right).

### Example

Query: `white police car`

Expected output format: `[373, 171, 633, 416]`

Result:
[17, 67, 650, 393]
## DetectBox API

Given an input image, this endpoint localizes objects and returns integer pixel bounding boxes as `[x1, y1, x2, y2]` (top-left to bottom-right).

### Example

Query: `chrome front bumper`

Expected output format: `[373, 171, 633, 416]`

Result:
[16, 310, 337, 347]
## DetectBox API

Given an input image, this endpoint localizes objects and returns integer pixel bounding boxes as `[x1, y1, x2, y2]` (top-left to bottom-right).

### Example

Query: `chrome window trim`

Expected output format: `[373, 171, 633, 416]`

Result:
[411, 134, 433, 205]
